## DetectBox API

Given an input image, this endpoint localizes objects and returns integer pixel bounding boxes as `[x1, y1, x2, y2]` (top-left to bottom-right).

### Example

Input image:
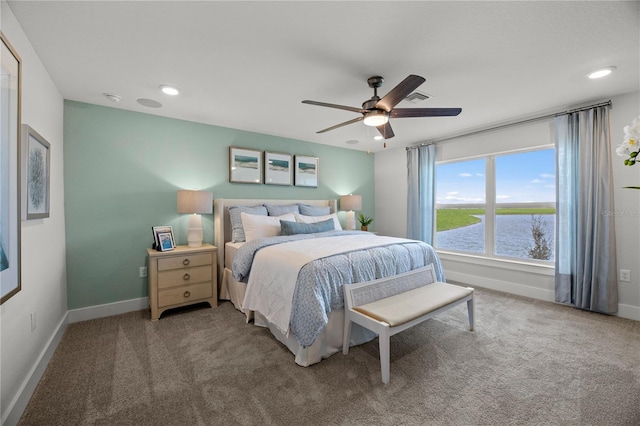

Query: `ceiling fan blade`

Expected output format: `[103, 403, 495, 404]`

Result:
[391, 107, 462, 118]
[375, 75, 426, 112]
[376, 122, 395, 139]
[317, 116, 364, 133]
[302, 100, 364, 114]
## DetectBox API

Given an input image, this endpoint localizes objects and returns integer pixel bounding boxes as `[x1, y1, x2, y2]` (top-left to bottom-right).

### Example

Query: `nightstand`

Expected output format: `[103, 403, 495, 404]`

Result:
[146, 244, 217, 320]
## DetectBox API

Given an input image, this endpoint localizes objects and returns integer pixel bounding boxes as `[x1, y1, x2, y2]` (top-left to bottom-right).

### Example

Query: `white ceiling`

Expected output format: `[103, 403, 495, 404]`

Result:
[7, 1, 639, 152]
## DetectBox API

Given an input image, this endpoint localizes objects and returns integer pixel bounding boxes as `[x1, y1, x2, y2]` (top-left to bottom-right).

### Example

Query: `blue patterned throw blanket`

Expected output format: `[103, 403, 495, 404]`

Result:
[233, 231, 444, 347]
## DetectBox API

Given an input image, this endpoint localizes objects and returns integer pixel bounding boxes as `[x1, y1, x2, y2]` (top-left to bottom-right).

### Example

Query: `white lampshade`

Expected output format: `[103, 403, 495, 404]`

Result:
[340, 194, 362, 212]
[177, 190, 213, 247]
[340, 194, 362, 230]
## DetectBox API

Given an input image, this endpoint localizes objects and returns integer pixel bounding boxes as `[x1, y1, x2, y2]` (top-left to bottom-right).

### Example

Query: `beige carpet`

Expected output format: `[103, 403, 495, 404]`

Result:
[19, 288, 640, 425]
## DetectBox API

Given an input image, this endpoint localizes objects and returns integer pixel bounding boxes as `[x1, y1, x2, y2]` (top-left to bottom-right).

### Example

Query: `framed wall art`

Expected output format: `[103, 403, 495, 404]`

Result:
[264, 151, 292, 186]
[294, 155, 319, 187]
[22, 124, 50, 220]
[1, 32, 22, 304]
[229, 146, 263, 184]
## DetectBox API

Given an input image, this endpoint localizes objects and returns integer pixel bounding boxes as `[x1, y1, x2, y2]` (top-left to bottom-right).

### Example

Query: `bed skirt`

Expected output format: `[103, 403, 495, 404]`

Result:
[220, 267, 376, 366]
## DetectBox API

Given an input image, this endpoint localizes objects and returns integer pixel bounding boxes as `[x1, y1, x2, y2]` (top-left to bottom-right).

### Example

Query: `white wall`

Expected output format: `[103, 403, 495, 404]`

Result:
[0, 2, 67, 424]
[375, 91, 640, 320]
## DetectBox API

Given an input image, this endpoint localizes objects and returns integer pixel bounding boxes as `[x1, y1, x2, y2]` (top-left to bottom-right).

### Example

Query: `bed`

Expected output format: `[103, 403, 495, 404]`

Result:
[213, 198, 445, 366]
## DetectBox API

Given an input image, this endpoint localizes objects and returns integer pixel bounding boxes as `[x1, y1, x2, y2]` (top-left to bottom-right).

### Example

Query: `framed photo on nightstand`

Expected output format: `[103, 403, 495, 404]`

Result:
[157, 232, 175, 251]
[152, 225, 175, 250]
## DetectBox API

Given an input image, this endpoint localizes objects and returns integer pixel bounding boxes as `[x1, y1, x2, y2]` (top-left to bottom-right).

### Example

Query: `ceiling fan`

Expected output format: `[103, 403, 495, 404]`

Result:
[302, 75, 461, 140]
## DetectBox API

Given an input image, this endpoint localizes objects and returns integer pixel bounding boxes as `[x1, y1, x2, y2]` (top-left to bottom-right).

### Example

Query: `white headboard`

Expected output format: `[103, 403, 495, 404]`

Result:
[213, 198, 337, 282]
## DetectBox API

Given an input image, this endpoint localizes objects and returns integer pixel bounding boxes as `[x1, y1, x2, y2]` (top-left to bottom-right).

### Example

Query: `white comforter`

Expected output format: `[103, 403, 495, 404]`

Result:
[241, 234, 425, 336]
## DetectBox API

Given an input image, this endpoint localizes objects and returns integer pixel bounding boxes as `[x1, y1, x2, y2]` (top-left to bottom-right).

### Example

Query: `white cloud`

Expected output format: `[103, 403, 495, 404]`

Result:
[530, 179, 543, 183]
[496, 195, 510, 200]
[540, 173, 555, 179]
[459, 172, 472, 177]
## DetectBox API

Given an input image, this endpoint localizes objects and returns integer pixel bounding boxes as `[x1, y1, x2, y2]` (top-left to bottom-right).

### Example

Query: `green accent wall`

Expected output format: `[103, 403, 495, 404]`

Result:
[63, 101, 375, 309]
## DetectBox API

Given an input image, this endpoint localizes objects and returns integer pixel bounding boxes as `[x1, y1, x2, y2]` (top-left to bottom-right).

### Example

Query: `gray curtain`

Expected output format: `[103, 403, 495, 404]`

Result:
[407, 144, 436, 244]
[555, 105, 618, 313]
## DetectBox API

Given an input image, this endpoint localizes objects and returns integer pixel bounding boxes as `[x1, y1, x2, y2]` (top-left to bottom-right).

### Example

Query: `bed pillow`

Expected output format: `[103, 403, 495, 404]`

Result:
[297, 203, 330, 216]
[264, 203, 300, 216]
[280, 218, 335, 236]
[241, 212, 296, 242]
[228, 205, 268, 242]
[294, 212, 342, 230]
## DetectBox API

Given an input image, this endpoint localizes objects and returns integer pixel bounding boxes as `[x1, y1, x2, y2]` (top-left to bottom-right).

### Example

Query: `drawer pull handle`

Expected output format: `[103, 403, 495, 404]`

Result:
[183, 273, 190, 281]
[183, 259, 190, 266]
[183, 291, 191, 298]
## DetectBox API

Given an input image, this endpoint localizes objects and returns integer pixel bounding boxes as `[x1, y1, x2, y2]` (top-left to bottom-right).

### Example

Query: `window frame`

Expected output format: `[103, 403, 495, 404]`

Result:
[434, 145, 556, 265]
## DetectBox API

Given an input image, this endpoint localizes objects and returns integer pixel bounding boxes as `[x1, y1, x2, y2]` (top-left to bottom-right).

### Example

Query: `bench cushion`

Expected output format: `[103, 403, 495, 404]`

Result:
[353, 282, 473, 327]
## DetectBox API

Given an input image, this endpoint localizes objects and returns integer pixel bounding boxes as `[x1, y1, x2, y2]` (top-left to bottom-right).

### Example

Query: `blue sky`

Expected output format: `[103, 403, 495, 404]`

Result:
[436, 149, 555, 204]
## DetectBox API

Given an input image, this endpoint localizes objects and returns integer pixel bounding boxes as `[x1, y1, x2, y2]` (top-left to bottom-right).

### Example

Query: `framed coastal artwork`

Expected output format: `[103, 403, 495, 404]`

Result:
[294, 155, 319, 187]
[229, 146, 263, 184]
[22, 125, 50, 220]
[264, 151, 292, 186]
[1, 32, 22, 304]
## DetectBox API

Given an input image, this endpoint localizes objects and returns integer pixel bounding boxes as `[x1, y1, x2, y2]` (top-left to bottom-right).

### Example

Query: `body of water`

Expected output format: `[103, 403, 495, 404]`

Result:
[436, 214, 555, 261]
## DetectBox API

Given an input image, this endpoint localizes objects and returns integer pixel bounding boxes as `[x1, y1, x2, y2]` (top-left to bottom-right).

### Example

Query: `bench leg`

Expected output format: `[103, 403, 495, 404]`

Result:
[467, 295, 475, 331]
[343, 314, 352, 355]
[379, 327, 390, 384]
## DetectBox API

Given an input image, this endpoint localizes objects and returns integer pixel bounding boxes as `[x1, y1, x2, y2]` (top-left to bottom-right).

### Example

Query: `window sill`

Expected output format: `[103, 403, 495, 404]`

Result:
[436, 250, 555, 276]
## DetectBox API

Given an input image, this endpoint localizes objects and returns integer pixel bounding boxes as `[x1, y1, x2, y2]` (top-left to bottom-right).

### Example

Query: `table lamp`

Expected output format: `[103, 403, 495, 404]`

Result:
[177, 190, 213, 247]
[340, 194, 362, 230]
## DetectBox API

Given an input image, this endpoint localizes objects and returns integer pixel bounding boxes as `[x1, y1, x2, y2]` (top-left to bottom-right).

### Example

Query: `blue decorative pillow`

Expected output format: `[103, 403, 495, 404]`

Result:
[297, 203, 330, 216]
[228, 205, 268, 242]
[264, 203, 300, 216]
[280, 218, 335, 236]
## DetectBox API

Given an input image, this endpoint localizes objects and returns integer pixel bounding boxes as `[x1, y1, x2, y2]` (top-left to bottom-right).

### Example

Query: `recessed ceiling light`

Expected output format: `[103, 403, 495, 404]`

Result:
[103, 93, 121, 102]
[159, 84, 180, 95]
[346, 139, 359, 145]
[374, 135, 384, 141]
[587, 66, 616, 79]
[137, 98, 162, 108]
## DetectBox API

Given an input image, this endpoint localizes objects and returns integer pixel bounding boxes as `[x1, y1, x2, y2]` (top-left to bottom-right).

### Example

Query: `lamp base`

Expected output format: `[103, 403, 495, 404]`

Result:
[187, 214, 203, 247]
[346, 210, 356, 231]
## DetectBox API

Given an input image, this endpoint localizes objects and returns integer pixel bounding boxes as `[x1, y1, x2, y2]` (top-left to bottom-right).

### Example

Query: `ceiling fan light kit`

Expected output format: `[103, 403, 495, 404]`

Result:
[302, 74, 461, 141]
[363, 110, 389, 127]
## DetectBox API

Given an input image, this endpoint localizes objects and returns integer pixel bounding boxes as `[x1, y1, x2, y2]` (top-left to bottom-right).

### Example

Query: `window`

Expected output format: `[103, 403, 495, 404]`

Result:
[435, 148, 555, 262]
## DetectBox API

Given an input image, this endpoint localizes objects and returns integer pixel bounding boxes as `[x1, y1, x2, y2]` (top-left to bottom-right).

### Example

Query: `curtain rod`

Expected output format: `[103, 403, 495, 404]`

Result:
[406, 99, 611, 150]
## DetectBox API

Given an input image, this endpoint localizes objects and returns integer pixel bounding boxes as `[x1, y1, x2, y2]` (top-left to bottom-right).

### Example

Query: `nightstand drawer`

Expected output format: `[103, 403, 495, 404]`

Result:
[158, 253, 212, 271]
[158, 282, 213, 307]
[158, 265, 212, 289]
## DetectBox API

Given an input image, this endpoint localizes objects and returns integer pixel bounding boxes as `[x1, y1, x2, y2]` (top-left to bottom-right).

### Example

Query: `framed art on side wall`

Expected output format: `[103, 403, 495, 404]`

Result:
[0, 32, 22, 304]
[294, 155, 319, 187]
[264, 151, 292, 185]
[229, 146, 263, 184]
[22, 124, 50, 220]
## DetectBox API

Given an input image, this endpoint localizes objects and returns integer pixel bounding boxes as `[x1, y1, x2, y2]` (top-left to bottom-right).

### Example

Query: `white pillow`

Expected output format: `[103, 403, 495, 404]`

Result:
[241, 212, 296, 241]
[294, 212, 342, 230]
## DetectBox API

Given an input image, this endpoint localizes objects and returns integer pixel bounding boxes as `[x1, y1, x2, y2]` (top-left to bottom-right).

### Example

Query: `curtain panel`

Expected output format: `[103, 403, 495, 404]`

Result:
[554, 105, 618, 313]
[407, 144, 436, 244]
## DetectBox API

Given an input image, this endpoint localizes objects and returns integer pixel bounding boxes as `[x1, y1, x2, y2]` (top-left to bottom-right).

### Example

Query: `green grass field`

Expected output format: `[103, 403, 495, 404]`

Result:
[436, 208, 556, 232]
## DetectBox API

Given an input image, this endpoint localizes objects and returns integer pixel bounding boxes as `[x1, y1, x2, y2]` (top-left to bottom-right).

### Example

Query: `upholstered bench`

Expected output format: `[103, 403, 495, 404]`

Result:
[343, 264, 474, 383]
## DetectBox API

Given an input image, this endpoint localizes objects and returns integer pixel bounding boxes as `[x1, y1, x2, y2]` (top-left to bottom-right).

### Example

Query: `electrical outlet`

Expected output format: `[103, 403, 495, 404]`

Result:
[620, 269, 631, 282]
[30, 311, 37, 332]
[139, 266, 147, 278]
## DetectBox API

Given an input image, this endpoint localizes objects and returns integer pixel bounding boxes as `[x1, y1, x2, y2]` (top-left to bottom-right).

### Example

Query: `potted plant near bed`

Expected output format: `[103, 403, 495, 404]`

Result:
[358, 213, 374, 231]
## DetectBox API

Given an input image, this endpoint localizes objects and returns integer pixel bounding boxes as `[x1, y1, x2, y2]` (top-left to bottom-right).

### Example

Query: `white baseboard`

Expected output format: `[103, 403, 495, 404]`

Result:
[2, 313, 68, 426]
[67, 297, 149, 323]
[447, 271, 640, 321]
[617, 303, 640, 321]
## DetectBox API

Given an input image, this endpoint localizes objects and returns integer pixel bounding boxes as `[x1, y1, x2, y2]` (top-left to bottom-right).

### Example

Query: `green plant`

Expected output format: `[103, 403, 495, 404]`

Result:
[358, 213, 374, 227]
